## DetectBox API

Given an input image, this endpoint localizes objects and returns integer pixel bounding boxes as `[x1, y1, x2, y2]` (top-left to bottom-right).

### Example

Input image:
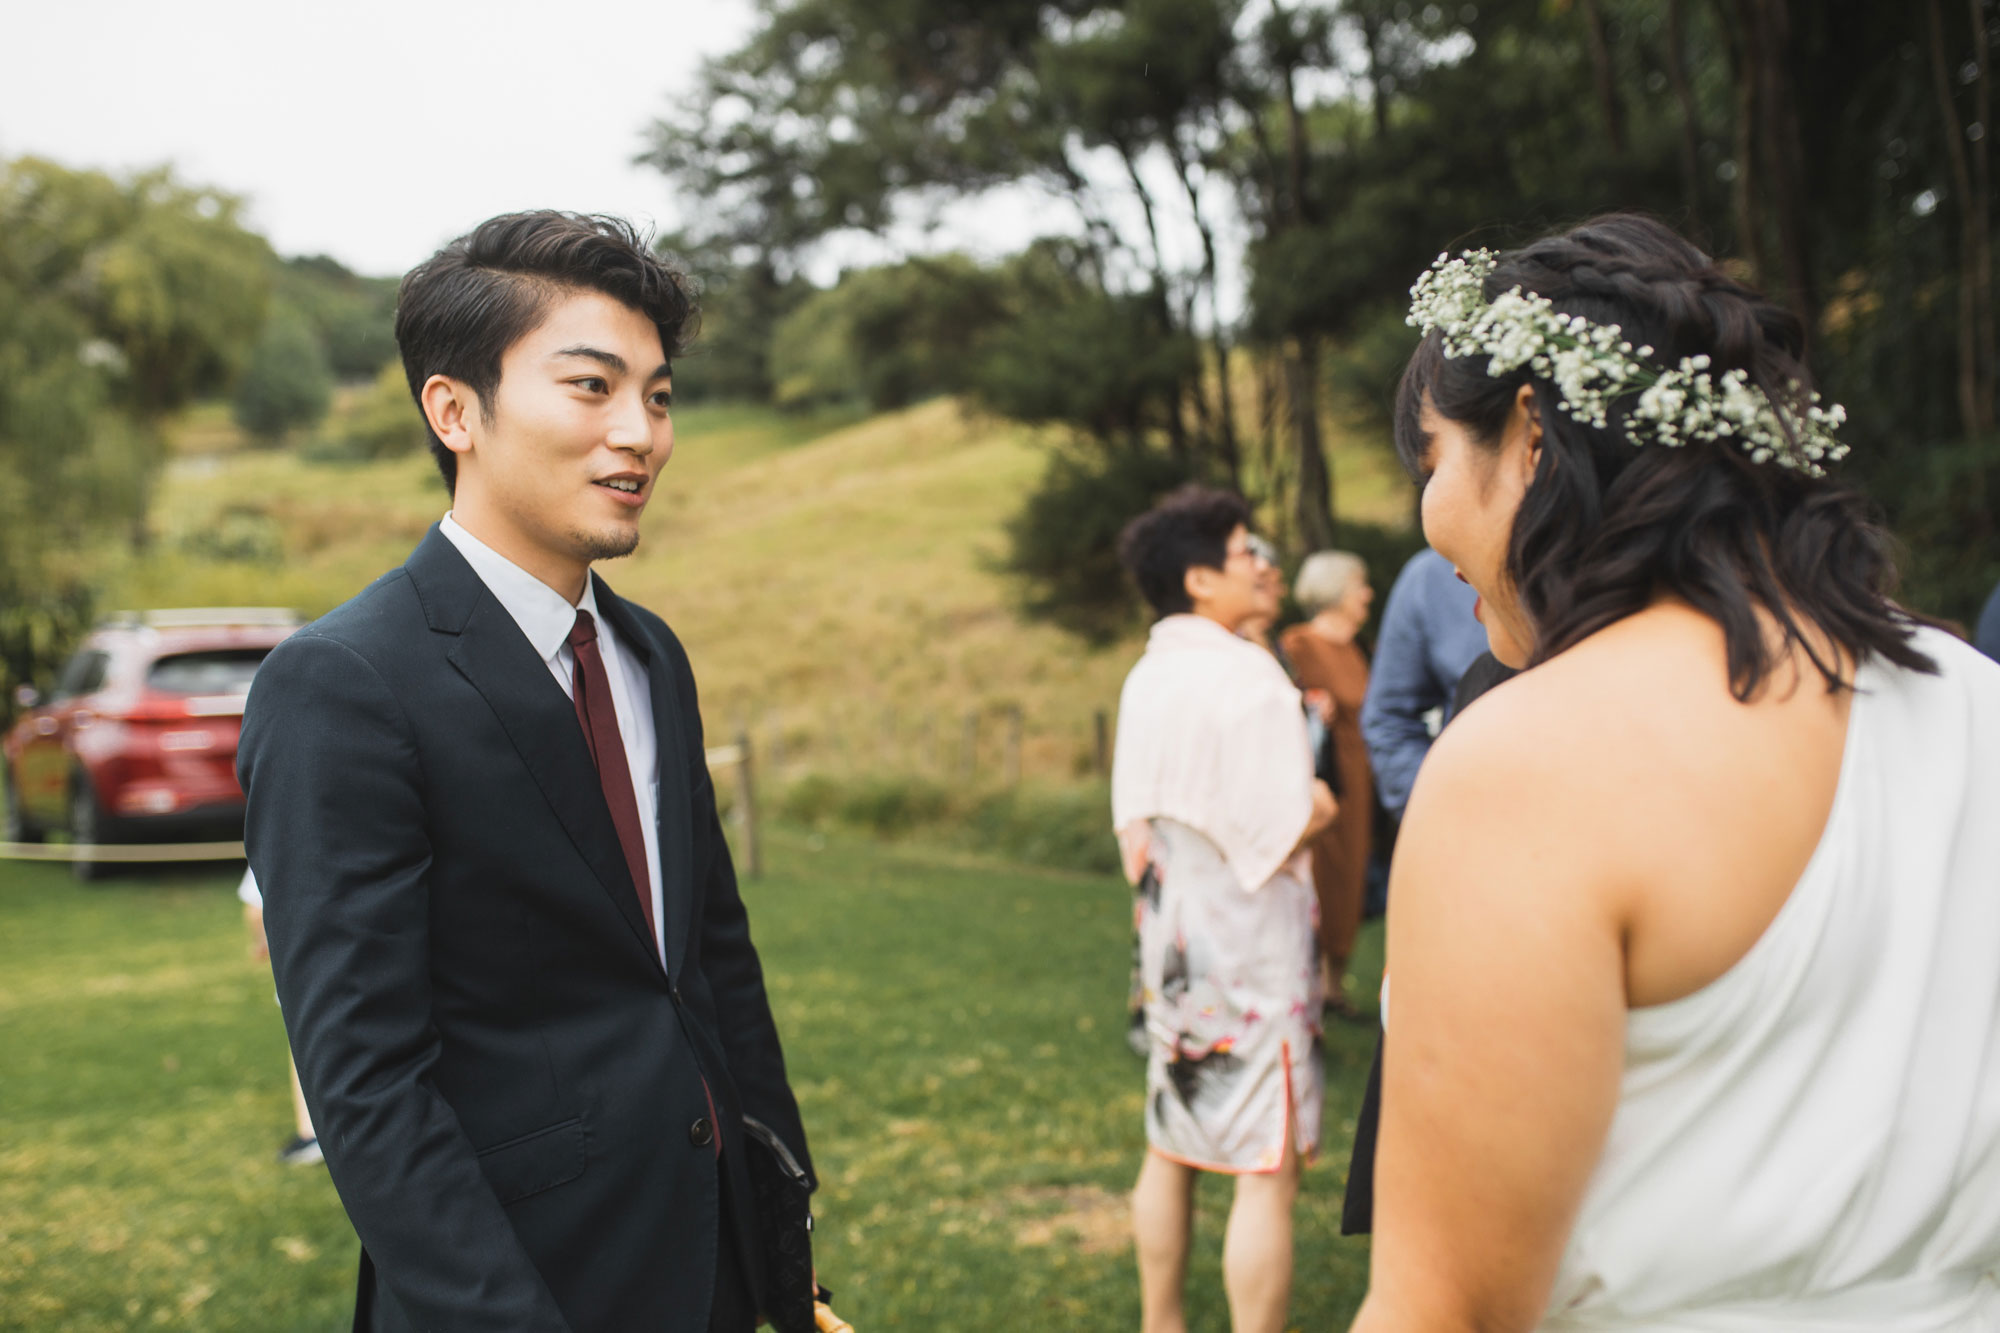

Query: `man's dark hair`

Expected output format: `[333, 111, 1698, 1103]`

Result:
[1117, 484, 1253, 617]
[1395, 212, 1933, 698]
[394, 211, 700, 494]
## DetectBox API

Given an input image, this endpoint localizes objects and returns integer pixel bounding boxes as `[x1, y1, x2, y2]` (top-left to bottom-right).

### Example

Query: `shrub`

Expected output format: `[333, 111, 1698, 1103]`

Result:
[305, 361, 425, 462]
[771, 772, 1117, 874]
[996, 446, 1194, 644]
[961, 783, 1119, 875]
[232, 308, 332, 445]
[770, 256, 1007, 412]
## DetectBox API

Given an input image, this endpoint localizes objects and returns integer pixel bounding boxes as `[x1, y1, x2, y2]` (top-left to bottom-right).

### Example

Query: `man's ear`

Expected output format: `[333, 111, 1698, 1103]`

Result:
[1184, 564, 1216, 607]
[420, 375, 480, 461]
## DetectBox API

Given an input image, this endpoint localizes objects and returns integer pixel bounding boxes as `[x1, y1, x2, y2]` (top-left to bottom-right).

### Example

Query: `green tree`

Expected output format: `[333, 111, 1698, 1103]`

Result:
[649, 0, 2000, 630]
[314, 360, 424, 461]
[232, 307, 333, 444]
[277, 254, 400, 382]
[770, 255, 1009, 410]
[0, 157, 270, 711]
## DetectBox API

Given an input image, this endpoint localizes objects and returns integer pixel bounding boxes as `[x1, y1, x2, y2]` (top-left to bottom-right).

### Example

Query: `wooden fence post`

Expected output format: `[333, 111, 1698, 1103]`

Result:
[733, 729, 762, 879]
[1093, 709, 1110, 777]
[1003, 705, 1023, 786]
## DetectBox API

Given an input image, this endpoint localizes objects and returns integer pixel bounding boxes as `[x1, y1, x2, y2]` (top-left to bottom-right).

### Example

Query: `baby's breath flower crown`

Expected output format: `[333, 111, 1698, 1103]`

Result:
[1406, 249, 1848, 476]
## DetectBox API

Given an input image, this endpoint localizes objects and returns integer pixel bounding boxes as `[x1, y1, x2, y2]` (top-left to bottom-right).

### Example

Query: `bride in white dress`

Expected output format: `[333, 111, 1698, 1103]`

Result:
[1350, 215, 2000, 1331]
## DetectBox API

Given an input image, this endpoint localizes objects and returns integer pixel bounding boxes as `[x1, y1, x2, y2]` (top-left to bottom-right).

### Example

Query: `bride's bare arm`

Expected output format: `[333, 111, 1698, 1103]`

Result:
[1349, 692, 1629, 1333]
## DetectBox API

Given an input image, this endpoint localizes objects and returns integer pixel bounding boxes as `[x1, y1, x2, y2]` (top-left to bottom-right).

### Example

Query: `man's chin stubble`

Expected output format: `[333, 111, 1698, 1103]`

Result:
[570, 526, 642, 563]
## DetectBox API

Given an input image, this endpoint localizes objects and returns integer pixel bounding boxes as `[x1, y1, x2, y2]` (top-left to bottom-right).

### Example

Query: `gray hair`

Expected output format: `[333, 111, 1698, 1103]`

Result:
[1294, 551, 1367, 615]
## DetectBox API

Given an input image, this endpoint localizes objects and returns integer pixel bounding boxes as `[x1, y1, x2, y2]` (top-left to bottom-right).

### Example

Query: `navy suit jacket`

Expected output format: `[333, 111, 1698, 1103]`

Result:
[239, 525, 811, 1332]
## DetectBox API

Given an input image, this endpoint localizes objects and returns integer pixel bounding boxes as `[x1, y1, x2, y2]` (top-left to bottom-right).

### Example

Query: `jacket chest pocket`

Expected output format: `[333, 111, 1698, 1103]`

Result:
[474, 1117, 586, 1205]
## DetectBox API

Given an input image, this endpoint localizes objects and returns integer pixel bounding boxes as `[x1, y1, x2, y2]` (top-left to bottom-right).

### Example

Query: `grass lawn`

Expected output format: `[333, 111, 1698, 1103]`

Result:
[0, 828, 1381, 1331]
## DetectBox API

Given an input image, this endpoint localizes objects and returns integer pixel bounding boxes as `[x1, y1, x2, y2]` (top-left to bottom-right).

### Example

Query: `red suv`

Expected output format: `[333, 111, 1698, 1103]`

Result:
[3, 608, 298, 877]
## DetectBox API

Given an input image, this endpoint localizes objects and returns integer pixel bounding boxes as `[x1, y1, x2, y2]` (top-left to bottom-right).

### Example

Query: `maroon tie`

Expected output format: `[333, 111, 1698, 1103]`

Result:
[568, 609, 656, 952]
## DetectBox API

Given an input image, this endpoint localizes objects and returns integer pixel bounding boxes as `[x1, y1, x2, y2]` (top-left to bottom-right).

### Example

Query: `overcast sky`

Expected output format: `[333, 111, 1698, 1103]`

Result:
[0, 0, 762, 276]
[0, 0, 1234, 309]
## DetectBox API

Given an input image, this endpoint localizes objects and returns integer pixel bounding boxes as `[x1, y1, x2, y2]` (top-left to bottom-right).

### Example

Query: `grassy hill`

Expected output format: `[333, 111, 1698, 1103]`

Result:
[121, 399, 1412, 783]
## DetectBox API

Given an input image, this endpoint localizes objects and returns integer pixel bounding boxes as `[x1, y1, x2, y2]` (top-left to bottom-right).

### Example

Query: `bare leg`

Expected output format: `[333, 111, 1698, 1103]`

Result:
[288, 1053, 314, 1139]
[1134, 1149, 1198, 1333]
[1320, 951, 1342, 1004]
[1223, 1132, 1300, 1333]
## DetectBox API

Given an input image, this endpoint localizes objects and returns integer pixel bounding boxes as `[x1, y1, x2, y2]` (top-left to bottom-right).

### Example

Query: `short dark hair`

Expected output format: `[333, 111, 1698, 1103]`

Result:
[1394, 212, 1933, 698]
[394, 211, 700, 494]
[1117, 484, 1253, 617]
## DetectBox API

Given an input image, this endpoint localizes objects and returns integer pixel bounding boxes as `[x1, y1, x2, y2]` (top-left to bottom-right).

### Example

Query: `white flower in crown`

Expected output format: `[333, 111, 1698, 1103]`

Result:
[1406, 249, 1849, 476]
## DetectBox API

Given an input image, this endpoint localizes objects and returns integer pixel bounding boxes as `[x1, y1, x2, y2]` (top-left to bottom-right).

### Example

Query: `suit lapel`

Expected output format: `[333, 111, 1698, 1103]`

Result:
[405, 528, 663, 975]
[592, 575, 697, 978]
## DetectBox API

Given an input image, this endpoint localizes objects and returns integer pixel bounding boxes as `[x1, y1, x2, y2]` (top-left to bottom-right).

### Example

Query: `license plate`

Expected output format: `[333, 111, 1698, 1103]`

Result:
[159, 731, 214, 752]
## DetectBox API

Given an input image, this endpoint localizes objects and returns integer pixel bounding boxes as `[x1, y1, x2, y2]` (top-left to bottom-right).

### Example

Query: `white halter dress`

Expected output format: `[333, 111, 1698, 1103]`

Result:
[1541, 628, 2000, 1330]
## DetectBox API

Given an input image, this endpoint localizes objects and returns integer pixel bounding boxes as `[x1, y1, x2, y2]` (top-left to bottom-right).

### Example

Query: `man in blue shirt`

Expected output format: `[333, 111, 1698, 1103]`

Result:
[1977, 579, 2000, 663]
[1358, 547, 1488, 818]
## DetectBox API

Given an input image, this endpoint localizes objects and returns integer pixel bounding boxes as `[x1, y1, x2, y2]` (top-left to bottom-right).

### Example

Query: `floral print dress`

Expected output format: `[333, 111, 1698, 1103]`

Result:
[1137, 817, 1324, 1173]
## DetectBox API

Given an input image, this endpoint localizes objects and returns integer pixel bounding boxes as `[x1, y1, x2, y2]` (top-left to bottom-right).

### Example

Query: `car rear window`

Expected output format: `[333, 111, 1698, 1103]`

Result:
[146, 649, 271, 695]
[53, 650, 111, 699]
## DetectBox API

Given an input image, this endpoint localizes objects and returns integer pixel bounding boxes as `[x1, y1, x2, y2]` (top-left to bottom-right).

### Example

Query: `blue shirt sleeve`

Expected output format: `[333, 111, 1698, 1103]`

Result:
[1362, 553, 1453, 817]
[1361, 549, 1488, 817]
[1977, 581, 2000, 664]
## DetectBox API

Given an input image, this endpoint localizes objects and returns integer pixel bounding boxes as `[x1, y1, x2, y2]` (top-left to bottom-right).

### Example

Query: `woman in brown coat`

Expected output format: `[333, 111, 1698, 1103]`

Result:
[1279, 551, 1376, 1019]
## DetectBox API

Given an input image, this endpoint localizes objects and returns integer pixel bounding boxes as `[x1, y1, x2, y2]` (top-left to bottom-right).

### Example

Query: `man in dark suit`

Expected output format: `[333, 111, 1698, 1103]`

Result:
[239, 211, 811, 1332]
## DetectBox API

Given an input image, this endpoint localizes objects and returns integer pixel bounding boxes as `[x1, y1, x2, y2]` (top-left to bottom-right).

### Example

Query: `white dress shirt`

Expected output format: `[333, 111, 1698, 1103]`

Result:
[439, 513, 664, 962]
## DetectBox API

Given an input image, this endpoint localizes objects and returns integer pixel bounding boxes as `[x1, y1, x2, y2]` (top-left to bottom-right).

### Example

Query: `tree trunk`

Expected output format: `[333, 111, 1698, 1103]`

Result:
[1287, 334, 1335, 550]
[1271, 0, 1318, 225]
[1210, 336, 1241, 490]
[1722, 0, 1769, 281]
[1969, 0, 1995, 435]
[1257, 353, 1283, 491]
[1359, 6, 1392, 140]
[1168, 141, 1241, 487]
[1663, 0, 1705, 227]
[1927, 0, 1997, 435]
[1579, 0, 1628, 153]
[1749, 0, 1817, 341]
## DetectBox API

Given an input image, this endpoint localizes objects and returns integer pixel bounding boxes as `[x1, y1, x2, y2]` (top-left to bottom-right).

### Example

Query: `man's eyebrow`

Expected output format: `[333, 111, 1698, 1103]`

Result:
[548, 346, 672, 383]
[550, 345, 628, 375]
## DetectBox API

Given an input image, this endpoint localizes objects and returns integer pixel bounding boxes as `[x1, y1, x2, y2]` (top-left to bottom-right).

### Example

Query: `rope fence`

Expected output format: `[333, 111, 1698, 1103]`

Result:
[1, 740, 764, 877]
[0, 840, 246, 864]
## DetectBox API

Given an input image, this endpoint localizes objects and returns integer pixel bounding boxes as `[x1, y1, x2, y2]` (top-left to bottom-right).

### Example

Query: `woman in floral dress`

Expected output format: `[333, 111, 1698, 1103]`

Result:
[1112, 485, 1337, 1333]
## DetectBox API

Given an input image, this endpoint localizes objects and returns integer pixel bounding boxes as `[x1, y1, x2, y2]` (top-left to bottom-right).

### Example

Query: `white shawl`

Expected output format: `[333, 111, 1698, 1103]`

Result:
[1111, 614, 1316, 892]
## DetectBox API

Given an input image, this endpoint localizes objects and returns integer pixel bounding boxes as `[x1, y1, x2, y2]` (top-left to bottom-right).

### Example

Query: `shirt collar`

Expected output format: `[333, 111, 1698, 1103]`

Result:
[1147, 612, 1251, 652]
[439, 511, 599, 664]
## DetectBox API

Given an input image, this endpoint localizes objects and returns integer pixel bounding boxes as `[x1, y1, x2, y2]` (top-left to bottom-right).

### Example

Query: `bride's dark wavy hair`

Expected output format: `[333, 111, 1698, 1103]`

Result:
[1394, 213, 1935, 698]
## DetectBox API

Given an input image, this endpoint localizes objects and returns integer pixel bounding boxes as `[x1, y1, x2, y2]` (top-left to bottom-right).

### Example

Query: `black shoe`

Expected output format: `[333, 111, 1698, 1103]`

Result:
[1323, 993, 1378, 1027]
[277, 1135, 324, 1166]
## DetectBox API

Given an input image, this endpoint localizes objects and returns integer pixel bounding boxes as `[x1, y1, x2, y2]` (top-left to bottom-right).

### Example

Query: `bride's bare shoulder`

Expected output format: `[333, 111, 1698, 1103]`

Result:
[1411, 605, 1747, 835]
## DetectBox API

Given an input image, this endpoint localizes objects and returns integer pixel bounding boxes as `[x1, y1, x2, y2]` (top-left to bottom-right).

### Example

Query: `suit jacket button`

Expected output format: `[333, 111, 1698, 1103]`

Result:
[689, 1117, 713, 1148]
